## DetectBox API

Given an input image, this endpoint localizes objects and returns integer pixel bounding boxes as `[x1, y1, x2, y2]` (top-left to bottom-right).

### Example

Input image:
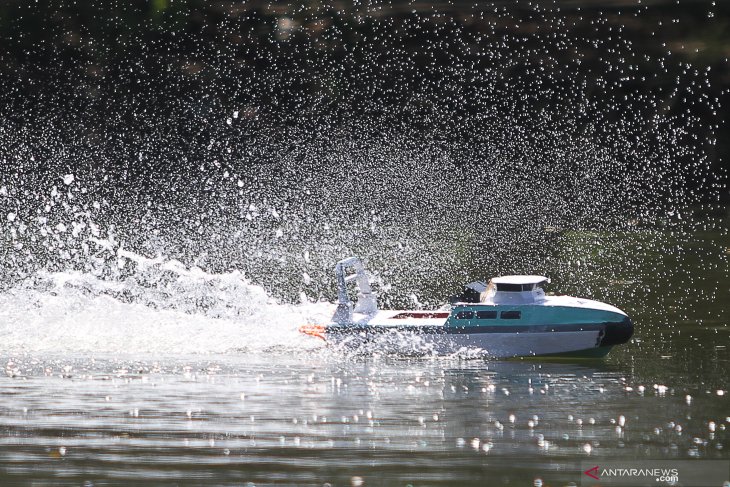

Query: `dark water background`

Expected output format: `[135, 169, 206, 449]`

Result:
[2, 0, 727, 289]
[0, 1, 729, 485]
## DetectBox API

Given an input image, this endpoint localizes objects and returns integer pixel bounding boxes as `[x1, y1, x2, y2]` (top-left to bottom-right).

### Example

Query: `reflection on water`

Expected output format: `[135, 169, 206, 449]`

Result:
[0, 351, 727, 486]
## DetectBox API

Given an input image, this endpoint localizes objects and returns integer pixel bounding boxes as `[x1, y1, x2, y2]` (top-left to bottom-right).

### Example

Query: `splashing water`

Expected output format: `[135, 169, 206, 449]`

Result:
[0, 1, 725, 349]
[0, 244, 332, 354]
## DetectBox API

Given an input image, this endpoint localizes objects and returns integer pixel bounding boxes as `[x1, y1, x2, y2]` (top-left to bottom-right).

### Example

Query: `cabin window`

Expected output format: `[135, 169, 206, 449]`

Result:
[500, 311, 521, 320]
[476, 310, 498, 319]
[495, 283, 536, 292]
[495, 283, 522, 292]
[455, 311, 474, 320]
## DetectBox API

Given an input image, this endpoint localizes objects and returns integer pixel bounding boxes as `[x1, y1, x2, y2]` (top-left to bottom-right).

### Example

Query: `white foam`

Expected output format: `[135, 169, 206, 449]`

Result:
[0, 249, 333, 355]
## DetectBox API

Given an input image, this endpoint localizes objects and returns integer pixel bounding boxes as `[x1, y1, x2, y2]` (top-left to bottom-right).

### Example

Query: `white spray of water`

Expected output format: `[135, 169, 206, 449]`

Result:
[0, 245, 333, 354]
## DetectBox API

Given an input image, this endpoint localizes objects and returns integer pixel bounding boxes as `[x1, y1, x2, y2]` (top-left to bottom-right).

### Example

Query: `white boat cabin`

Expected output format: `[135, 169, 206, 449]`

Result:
[481, 275, 550, 305]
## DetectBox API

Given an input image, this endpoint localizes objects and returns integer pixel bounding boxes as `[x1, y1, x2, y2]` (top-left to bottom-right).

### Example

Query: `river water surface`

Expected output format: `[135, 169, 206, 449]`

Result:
[0, 219, 728, 486]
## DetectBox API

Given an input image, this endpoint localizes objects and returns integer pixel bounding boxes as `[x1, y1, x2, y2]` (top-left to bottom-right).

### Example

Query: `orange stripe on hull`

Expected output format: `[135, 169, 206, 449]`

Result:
[299, 323, 326, 340]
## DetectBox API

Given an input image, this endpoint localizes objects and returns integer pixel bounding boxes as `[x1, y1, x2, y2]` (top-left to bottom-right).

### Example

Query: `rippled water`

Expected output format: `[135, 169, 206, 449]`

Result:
[1, 353, 728, 486]
[1, 220, 728, 486]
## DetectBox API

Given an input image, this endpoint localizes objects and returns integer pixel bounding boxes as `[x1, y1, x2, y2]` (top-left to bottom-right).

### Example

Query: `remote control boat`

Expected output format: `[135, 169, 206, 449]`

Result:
[300, 257, 633, 357]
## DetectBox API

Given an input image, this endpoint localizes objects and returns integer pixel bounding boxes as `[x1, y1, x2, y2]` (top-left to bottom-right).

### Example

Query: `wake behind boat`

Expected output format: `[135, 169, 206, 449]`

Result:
[300, 257, 633, 357]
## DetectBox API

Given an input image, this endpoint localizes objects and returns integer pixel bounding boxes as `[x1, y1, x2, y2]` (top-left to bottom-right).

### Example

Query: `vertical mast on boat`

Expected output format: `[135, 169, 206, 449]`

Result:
[333, 257, 378, 323]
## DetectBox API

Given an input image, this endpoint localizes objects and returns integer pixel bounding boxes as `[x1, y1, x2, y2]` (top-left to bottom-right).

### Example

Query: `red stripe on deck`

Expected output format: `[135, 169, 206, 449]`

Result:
[390, 312, 450, 319]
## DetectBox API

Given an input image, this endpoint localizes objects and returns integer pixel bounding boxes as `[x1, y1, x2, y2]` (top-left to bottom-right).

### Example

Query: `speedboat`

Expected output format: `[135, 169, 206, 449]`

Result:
[300, 257, 633, 357]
